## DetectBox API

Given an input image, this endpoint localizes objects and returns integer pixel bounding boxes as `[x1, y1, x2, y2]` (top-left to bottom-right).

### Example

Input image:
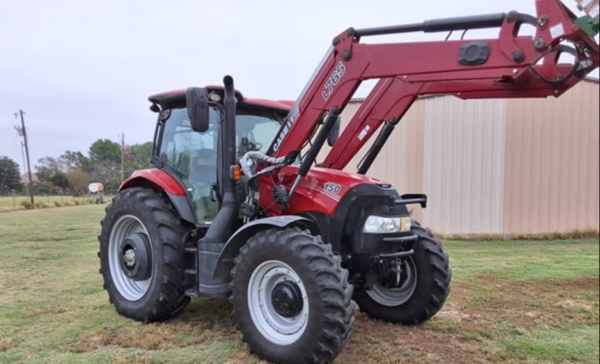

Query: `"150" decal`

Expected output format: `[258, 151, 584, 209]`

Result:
[323, 182, 342, 194]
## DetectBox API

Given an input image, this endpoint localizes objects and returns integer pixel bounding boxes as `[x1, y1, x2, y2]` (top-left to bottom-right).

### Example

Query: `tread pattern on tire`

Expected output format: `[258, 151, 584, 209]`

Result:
[408, 223, 452, 324]
[98, 187, 191, 323]
[230, 228, 355, 364]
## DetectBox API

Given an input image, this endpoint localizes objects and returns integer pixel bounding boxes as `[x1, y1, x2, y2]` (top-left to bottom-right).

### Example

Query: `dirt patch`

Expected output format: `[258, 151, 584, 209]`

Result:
[335, 276, 599, 364]
[454, 275, 599, 327]
[111, 356, 154, 364]
[71, 299, 239, 354]
[557, 299, 595, 311]
[437, 303, 477, 323]
[0, 338, 15, 352]
[336, 313, 494, 364]
[71, 329, 116, 353]
[71, 323, 213, 353]
[21, 306, 69, 318]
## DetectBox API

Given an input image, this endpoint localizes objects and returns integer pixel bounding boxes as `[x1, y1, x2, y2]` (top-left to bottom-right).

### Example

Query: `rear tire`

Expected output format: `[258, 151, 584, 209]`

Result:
[231, 228, 355, 364]
[354, 222, 451, 325]
[98, 187, 191, 322]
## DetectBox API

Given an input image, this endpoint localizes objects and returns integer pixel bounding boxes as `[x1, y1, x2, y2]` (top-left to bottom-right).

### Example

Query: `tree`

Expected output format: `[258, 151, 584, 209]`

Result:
[61, 151, 91, 172]
[89, 139, 121, 166]
[49, 173, 70, 193]
[88, 139, 122, 191]
[67, 169, 91, 197]
[125, 142, 153, 175]
[36, 157, 69, 193]
[0, 156, 23, 195]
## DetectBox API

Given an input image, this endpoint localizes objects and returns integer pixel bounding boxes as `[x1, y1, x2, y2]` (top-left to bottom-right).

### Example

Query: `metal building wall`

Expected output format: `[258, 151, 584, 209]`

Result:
[422, 98, 507, 235]
[503, 80, 599, 234]
[336, 79, 599, 235]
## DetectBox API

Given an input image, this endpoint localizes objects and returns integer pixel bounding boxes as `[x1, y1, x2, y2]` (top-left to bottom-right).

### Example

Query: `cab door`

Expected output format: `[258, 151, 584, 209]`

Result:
[156, 107, 219, 225]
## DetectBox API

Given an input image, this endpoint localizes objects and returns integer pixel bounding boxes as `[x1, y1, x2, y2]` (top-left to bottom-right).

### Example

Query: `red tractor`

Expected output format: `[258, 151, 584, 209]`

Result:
[98, 1, 599, 363]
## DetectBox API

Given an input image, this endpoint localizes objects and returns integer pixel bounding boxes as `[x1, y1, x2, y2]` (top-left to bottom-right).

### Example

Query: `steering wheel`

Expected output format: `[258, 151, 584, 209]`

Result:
[239, 137, 263, 157]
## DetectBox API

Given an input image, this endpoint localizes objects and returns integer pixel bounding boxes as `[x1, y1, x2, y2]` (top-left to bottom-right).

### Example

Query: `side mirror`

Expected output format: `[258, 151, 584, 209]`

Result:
[327, 116, 341, 146]
[186, 87, 210, 133]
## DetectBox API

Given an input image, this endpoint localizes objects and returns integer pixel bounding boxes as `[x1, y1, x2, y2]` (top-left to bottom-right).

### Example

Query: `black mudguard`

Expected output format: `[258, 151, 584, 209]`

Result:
[212, 216, 319, 279]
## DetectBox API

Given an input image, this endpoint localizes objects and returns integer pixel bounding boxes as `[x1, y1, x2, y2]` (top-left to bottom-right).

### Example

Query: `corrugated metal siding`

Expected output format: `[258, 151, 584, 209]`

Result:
[422, 97, 507, 235]
[503, 82, 600, 234]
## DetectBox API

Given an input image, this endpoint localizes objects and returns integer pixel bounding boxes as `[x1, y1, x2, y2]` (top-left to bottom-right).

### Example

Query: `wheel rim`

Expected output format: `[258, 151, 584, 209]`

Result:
[248, 260, 309, 345]
[108, 215, 153, 301]
[367, 257, 418, 307]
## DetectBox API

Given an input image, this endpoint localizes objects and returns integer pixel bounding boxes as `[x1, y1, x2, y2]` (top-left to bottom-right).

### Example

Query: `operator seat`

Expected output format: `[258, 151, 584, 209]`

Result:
[189, 148, 218, 224]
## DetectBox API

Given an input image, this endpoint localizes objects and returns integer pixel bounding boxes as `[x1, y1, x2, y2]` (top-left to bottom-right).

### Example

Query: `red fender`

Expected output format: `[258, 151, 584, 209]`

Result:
[119, 169, 197, 224]
[120, 169, 186, 196]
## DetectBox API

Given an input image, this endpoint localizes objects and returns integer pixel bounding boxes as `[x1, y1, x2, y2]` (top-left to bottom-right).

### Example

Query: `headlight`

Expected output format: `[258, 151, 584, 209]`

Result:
[363, 216, 412, 234]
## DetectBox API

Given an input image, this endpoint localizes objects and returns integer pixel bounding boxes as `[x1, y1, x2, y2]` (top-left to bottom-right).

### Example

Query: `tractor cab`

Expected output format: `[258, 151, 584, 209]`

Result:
[148, 89, 290, 225]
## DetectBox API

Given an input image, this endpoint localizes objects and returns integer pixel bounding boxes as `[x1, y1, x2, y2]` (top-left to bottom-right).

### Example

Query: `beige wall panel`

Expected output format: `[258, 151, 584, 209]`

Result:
[422, 97, 507, 235]
[402, 101, 426, 222]
[504, 82, 600, 234]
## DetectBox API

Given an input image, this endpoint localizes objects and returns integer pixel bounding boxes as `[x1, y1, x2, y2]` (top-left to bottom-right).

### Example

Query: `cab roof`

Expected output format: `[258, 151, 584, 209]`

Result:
[148, 87, 294, 113]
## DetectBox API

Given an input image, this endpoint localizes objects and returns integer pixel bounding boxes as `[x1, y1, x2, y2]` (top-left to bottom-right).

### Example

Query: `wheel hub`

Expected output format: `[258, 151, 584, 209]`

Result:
[271, 281, 304, 318]
[118, 233, 152, 281]
[123, 249, 136, 267]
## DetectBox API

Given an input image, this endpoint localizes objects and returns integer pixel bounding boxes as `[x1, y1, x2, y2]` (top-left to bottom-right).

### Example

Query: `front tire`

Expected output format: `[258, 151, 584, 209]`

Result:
[354, 223, 451, 325]
[98, 187, 191, 322]
[231, 228, 355, 364]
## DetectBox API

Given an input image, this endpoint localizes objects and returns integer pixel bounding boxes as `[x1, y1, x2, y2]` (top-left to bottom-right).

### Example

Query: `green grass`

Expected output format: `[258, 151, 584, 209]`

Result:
[501, 325, 599, 364]
[0, 195, 79, 207]
[447, 239, 600, 282]
[0, 195, 109, 212]
[0, 206, 598, 364]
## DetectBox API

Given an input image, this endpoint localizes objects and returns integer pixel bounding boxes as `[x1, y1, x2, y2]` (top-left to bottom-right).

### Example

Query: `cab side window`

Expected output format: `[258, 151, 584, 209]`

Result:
[158, 108, 219, 225]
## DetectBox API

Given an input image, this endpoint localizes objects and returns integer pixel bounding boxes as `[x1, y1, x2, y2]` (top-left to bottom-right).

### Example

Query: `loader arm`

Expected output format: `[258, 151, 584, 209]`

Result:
[269, 0, 599, 174]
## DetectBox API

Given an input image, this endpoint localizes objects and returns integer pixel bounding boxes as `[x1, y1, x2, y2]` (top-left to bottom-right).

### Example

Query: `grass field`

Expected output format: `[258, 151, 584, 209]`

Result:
[0, 206, 598, 364]
[0, 195, 107, 212]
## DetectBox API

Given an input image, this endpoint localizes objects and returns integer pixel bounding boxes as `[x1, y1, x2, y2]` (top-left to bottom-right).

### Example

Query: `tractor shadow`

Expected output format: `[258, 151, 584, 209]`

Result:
[71, 298, 237, 354]
[176, 297, 237, 331]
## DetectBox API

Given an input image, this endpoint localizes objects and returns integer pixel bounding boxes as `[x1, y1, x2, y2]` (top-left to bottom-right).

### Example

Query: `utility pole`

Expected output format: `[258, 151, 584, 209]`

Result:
[120, 133, 125, 185]
[17, 110, 35, 205]
[20, 142, 29, 197]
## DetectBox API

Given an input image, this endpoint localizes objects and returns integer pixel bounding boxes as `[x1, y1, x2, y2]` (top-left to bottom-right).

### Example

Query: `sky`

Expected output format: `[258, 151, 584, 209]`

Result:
[1, 0, 597, 174]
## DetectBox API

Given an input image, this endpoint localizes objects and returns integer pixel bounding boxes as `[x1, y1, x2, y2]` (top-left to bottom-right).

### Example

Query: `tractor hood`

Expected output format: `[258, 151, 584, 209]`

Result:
[276, 165, 393, 216]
